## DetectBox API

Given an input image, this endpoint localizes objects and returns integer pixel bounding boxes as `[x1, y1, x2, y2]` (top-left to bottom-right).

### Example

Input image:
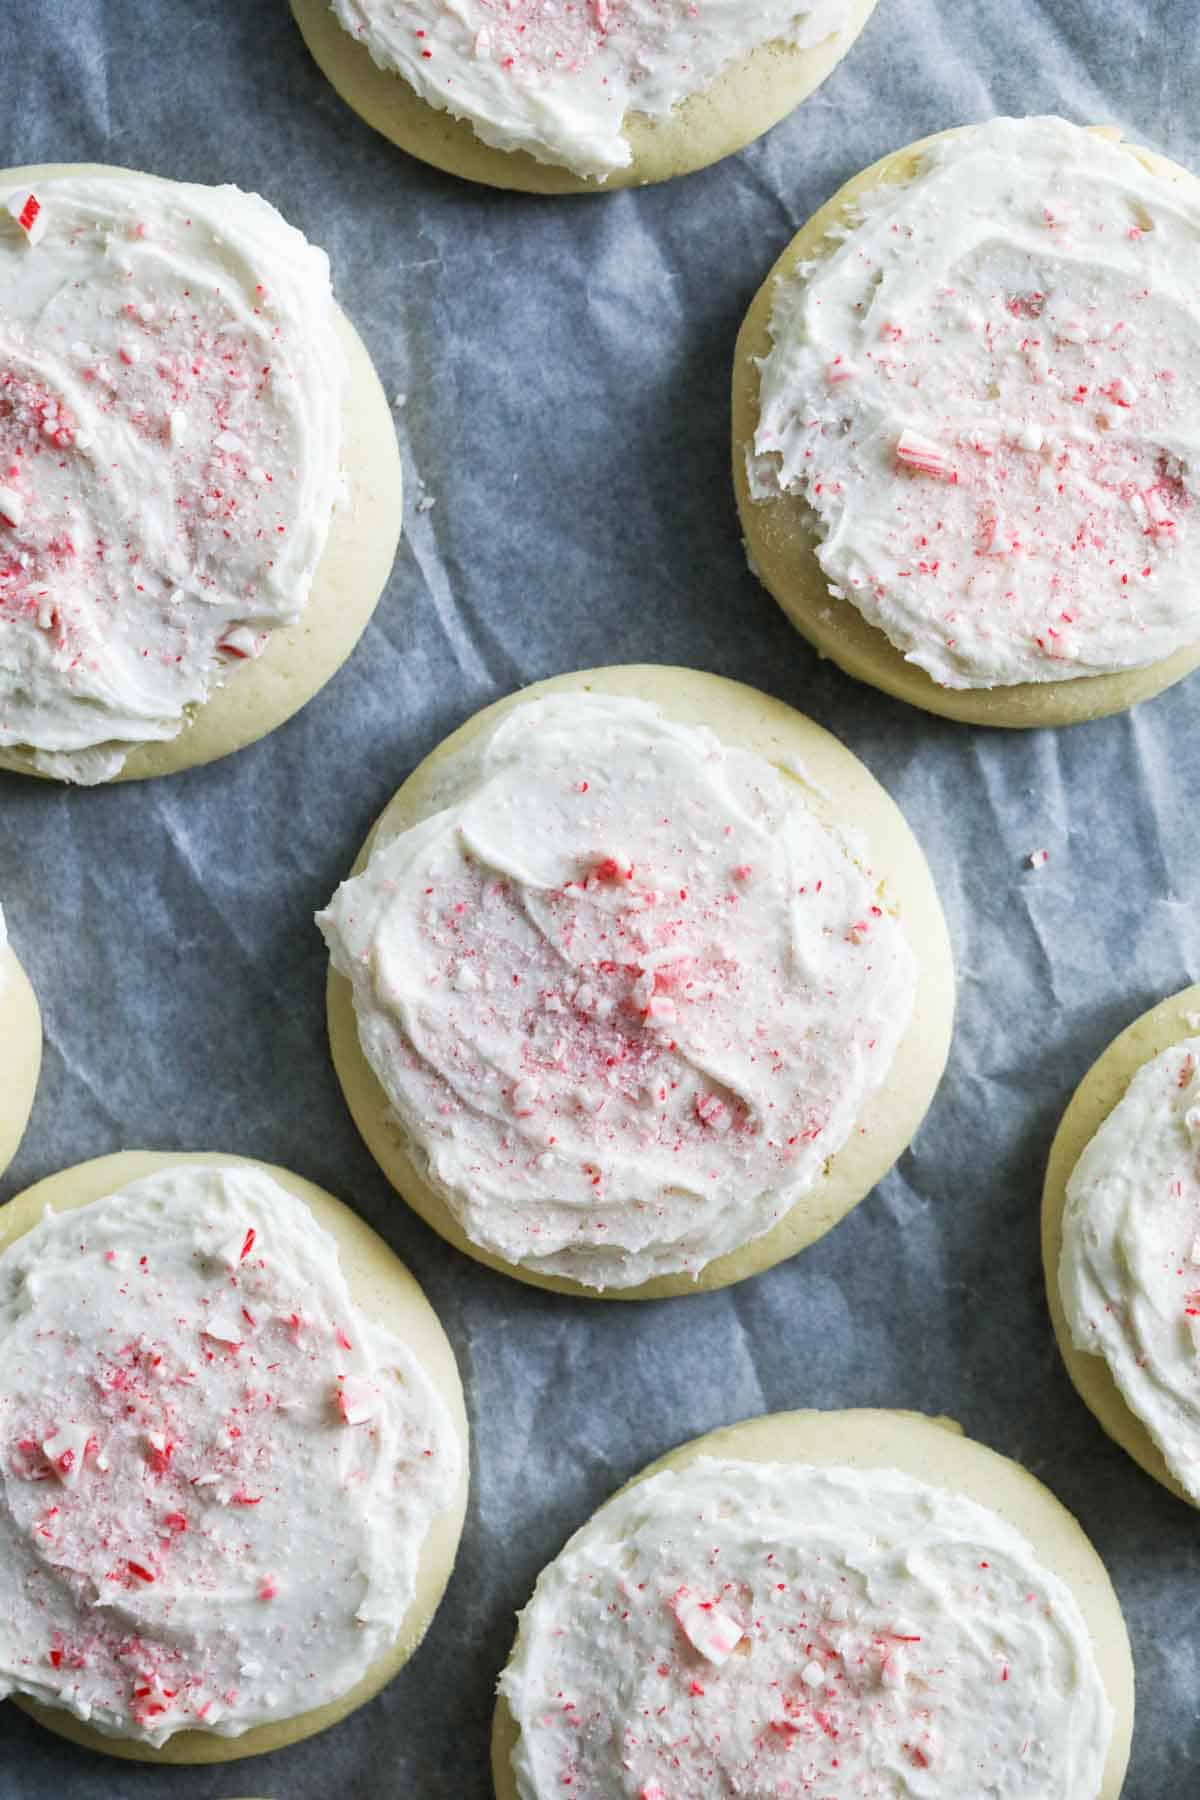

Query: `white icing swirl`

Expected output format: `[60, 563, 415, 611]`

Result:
[319, 694, 916, 1289]
[329, 0, 855, 180]
[0, 1164, 460, 1744]
[501, 1457, 1112, 1799]
[0, 170, 345, 783]
[749, 116, 1200, 688]
[1061, 1034, 1200, 1500]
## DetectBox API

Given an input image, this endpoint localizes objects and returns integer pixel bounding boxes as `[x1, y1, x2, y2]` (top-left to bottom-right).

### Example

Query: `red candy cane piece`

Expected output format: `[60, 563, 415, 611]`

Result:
[42, 1423, 92, 1488]
[896, 430, 959, 482]
[217, 627, 264, 660]
[669, 1587, 744, 1664]
[213, 1224, 258, 1269]
[6, 191, 47, 245]
[335, 1377, 376, 1426]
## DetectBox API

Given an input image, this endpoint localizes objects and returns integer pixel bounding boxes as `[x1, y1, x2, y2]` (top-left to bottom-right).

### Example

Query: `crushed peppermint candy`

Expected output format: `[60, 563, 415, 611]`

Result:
[6, 190, 47, 245]
[669, 1587, 744, 1664]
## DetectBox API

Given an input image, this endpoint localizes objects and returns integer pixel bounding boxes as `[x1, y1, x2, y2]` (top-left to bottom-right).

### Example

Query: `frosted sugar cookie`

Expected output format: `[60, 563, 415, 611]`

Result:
[0, 906, 41, 1176]
[1046, 983, 1200, 1507]
[735, 116, 1200, 726]
[0, 1152, 467, 1761]
[319, 666, 954, 1298]
[291, 0, 879, 193]
[0, 164, 401, 784]
[493, 1409, 1131, 1799]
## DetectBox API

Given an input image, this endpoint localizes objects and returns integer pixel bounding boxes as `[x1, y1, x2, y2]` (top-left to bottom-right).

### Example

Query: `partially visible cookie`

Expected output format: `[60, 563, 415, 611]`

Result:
[321, 665, 954, 1299]
[0, 908, 41, 1177]
[0, 1152, 467, 1762]
[291, 0, 879, 192]
[0, 164, 401, 784]
[493, 1409, 1132, 1798]
[1045, 983, 1200, 1508]
[735, 116, 1200, 726]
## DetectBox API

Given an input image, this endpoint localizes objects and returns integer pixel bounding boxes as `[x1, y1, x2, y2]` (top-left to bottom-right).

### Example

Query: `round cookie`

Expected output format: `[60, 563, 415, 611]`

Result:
[0, 936, 41, 1178]
[325, 664, 955, 1300]
[291, 0, 879, 194]
[1043, 984, 1200, 1507]
[733, 125, 1200, 728]
[492, 1408, 1133, 1798]
[0, 164, 402, 784]
[0, 1150, 469, 1763]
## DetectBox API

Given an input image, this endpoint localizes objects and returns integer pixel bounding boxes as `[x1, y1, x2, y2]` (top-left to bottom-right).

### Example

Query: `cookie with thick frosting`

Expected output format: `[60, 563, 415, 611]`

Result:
[734, 117, 1200, 726]
[1045, 983, 1200, 1508]
[0, 1151, 467, 1761]
[0, 908, 40, 1177]
[0, 164, 401, 783]
[320, 665, 954, 1298]
[493, 1408, 1132, 1799]
[291, 0, 879, 193]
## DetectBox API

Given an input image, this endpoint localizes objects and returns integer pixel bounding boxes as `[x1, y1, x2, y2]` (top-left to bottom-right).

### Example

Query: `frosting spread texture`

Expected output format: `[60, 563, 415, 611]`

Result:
[328, 0, 856, 180]
[320, 694, 916, 1289]
[0, 1164, 460, 1743]
[0, 169, 345, 783]
[1061, 1034, 1200, 1500]
[500, 1456, 1113, 1798]
[749, 116, 1200, 688]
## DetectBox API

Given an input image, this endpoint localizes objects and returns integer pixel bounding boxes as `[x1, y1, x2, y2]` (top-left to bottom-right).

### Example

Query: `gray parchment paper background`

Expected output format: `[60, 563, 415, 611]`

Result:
[2, 1, 1199, 1793]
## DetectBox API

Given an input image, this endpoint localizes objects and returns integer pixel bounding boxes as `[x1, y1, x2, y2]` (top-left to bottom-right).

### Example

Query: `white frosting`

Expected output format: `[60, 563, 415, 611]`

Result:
[749, 116, 1200, 688]
[1061, 1035, 1200, 1500]
[501, 1457, 1112, 1798]
[0, 170, 346, 783]
[0, 1165, 460, 1744]
[319, 694, 916, 1289]
[329, 0, 855, 180]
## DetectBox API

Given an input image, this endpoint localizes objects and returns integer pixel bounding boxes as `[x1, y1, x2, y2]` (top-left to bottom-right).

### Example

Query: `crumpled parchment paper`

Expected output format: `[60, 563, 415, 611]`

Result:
[2, 0, 1199, 1792]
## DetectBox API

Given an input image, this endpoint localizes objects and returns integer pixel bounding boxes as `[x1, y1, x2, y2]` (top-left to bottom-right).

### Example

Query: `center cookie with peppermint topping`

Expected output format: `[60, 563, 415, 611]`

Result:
[0, 1154, 466, 1759]
[735, 116, 1200, 727]
[319, 667, 953, 1297]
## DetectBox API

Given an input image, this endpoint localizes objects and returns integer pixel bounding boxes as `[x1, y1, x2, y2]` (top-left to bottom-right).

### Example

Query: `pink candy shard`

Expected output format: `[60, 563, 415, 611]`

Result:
[42, 1423, 91, 1487]
[203, 1304, 244, 1345]
[6, 190, 47, 245]
[335, 1377, 376, 1426]
[895, 429, 959, 482]
[212, 1225, 257, 1270]
[217, 626, 263, 660]
[669, 1587, 743, 1665]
